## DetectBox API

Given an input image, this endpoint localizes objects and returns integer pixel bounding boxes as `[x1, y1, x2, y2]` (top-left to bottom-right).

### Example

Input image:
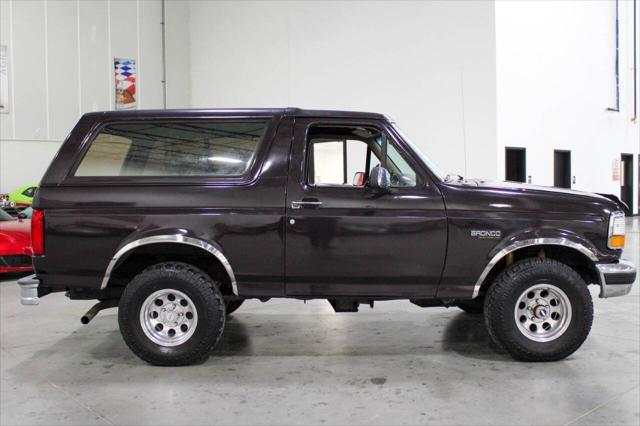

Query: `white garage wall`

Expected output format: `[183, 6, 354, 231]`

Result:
[0, 0, 185, 194]
[5, 0, 635, 214]
[496, 0, 640, 213]
[164, 0, 191, 109]
[187, 0, 498, 181]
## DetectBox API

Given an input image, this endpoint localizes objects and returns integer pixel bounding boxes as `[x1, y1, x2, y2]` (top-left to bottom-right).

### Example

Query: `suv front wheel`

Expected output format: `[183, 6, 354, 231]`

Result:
[484, 258, 593, 361]
[118, 262, 226, 366]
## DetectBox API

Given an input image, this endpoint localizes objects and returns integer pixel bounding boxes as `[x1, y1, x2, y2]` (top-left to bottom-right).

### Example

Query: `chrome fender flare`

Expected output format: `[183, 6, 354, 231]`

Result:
[471, 237, 599, 299]
[100, 235, 238, 295]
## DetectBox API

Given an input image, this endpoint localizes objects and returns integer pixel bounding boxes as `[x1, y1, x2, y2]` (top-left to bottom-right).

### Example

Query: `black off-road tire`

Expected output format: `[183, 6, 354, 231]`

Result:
[225, 300, 244, 316]
[484, 258, 593, 362]
[118, 262, 226, 366]
[458, 300, 484, 314]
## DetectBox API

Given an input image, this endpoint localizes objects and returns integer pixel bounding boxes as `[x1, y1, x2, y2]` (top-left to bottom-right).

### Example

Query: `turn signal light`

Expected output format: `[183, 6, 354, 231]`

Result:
[607, 211, 626, 250]
[609, 235, 625, 249]
[31, 209, 44, 256]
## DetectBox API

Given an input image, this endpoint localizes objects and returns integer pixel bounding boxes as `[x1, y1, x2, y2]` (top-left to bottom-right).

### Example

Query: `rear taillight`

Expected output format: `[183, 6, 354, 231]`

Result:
[31, 209, 44, 255]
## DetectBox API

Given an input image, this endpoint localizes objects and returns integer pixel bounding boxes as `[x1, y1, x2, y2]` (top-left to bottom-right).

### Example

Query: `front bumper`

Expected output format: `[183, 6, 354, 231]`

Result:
[596, 260, 637, 298]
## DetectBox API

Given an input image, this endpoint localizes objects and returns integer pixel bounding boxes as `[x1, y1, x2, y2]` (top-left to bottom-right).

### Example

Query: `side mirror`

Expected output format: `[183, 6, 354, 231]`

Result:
[368, 165, 391, 192]
[17, 213, 27, 219]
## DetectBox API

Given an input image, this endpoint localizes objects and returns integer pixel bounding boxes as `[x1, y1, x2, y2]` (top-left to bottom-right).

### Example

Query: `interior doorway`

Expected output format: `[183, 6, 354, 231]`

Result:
[554, 150, 571, 188]
[505, 147, 526, 182]
[620, 154, 633, 213]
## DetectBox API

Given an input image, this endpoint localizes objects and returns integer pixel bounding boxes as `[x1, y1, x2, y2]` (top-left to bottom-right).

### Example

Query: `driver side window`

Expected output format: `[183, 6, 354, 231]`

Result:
[307, 125, 416, 188]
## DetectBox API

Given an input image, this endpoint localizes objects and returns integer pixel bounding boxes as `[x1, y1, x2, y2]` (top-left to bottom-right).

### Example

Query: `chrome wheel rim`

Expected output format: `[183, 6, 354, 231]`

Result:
[514, 283, 572, 342]
[140, 289, 198, 347]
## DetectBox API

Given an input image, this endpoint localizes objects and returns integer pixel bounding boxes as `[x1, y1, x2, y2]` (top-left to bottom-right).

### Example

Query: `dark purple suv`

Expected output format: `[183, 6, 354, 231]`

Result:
[19, 108, 636, 365]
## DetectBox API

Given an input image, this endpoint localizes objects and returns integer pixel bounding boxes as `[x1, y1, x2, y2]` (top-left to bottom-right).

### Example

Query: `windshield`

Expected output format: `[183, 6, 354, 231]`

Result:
[20, 207, 33, 218]
[0, 209, 15, 221]
[391, 123, 446, 181]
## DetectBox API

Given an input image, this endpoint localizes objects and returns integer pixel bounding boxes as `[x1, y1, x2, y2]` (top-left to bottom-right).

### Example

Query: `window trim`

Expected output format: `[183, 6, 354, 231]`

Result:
[63, 116, 276, 186]
[303, 123, 423, 190]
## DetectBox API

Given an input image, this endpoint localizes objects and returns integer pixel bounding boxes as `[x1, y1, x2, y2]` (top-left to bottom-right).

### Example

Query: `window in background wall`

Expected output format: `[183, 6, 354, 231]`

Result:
[505, 147, 526, 183]
[620, 154, 634, 211]
[554, 150, 571, 189]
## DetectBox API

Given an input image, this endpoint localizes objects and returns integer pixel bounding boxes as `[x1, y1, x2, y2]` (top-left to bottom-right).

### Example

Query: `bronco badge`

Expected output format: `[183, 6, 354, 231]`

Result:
[470, 229, 501, 239]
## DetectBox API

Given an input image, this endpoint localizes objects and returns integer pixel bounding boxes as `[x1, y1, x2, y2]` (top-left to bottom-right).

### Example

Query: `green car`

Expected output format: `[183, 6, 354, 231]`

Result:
[9, 184, 38, 206]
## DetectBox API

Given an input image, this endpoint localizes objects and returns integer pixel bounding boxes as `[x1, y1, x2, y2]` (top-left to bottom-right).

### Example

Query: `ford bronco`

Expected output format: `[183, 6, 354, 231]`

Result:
[19, 108, 636, 365]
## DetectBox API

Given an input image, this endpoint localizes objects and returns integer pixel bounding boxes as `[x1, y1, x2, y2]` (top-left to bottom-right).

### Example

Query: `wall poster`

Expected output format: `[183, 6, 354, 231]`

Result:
[0, 45, 9, 114]
[114, 58, 137, 110]
[612, 158, 620, 181]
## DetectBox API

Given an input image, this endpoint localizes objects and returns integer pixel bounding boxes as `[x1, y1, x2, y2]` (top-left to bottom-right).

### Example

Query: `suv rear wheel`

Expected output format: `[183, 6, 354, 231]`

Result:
[484, 258, 593, 361]
[118, 262, 226, 366]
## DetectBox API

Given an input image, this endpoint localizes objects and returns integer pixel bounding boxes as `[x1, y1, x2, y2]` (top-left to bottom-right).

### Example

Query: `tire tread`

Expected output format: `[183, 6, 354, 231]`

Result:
[484, 257, 593, 361]
[118, 262, 226, 366]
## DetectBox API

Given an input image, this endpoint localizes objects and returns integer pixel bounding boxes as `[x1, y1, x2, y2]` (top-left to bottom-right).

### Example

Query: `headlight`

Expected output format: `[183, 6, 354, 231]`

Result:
[607, 211, 626, 249]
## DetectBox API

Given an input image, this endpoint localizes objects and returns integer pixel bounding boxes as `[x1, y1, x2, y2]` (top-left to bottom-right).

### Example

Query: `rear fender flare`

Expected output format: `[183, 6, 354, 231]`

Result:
[100, 234, 237, 295]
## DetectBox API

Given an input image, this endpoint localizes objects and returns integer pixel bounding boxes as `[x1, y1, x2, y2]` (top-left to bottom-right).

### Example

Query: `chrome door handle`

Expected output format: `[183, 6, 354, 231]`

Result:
[291, 200, 323, 209]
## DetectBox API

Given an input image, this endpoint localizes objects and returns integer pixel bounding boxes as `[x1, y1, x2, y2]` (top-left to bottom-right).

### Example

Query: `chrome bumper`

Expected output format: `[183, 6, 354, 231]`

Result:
[18, 274, 40, 305]
[596, 260, 637, 298]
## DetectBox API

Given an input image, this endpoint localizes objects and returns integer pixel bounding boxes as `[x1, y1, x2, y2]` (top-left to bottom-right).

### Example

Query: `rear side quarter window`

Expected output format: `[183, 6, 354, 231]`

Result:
[74, 120, 268, 178]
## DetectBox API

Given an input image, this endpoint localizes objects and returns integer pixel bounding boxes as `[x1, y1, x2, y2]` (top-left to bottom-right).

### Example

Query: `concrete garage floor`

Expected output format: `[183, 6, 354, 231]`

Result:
[1, 219, 638, 426]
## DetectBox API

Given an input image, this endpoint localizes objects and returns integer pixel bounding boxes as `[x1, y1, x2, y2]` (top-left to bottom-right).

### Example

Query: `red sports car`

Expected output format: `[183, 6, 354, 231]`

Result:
[0, 208, 33, 273]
